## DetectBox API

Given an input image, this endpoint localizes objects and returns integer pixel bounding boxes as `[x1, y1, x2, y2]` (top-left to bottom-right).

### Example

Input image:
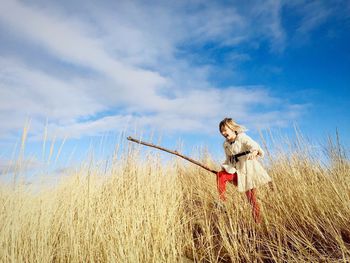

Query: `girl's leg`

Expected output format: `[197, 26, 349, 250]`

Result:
[217, 171, 237, 201]
[245, 188, 261, 223]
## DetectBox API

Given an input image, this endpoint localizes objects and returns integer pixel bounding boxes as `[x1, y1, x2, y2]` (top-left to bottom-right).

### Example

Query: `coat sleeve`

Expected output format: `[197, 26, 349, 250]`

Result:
[240, 134, 265, 158]
[222, 142, 230, 165]
[221, 142, 237, 174]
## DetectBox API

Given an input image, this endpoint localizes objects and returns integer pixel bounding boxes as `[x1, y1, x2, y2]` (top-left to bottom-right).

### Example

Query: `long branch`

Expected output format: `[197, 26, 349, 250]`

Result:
[127, 136, 218, 174]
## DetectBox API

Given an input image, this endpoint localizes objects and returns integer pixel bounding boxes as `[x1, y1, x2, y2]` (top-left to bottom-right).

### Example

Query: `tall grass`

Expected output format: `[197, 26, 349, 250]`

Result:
[0, 133, 349, 262]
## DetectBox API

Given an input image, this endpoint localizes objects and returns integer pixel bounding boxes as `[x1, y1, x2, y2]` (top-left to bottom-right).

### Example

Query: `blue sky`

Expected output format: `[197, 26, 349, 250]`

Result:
[0, 0, 349, 175]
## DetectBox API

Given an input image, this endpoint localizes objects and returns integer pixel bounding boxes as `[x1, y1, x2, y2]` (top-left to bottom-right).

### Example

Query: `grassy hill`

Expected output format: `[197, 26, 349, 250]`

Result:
[1, 136, 349, 262]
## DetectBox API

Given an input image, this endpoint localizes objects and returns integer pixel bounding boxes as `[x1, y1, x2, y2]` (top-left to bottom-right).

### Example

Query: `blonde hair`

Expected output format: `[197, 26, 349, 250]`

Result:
[219, 118, 247, 133]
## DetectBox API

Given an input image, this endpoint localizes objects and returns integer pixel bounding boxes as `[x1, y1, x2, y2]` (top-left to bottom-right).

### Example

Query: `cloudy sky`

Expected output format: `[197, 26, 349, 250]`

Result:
[0, 0, 349, 171]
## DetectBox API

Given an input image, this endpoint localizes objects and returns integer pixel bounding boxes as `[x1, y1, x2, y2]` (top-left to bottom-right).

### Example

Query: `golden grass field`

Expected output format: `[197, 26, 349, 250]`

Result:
[0, 133, 349, 262]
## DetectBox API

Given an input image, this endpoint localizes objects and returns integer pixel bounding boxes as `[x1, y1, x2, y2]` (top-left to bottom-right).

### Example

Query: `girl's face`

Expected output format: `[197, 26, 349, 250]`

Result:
[220, 125, 236, 142]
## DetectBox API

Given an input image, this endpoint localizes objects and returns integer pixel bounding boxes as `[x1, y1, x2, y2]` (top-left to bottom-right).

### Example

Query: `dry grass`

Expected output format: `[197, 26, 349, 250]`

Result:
[0, 134, 350, 262]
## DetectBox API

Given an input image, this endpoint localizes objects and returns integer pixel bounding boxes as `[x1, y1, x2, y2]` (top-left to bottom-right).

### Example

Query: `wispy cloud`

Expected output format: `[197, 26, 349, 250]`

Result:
[0, 157, 42, 175]
[250, 0, 286, 52]
[285, 0, 349, 42]
[296, 1, 331, 34]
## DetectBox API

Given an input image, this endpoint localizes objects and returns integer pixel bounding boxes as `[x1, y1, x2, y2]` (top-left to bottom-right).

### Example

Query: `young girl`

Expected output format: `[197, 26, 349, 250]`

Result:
[217, 118, 272, 223]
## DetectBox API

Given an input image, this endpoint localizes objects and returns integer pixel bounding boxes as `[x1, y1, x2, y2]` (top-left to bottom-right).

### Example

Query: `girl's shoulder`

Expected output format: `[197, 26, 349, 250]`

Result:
[237, 132, 255, 143]
[236, 132, 248, 140]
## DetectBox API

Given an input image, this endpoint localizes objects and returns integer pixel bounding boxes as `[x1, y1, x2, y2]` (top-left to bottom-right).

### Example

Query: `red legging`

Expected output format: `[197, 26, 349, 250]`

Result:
[217, 170, 261, 223]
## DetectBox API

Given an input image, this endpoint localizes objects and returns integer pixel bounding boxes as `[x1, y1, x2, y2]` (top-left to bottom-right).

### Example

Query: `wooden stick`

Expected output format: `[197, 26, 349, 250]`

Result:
[127, 136, 218, 174]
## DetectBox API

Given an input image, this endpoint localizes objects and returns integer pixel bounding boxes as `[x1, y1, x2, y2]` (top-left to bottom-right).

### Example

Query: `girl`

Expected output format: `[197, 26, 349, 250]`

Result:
[217, 118, 272, 223]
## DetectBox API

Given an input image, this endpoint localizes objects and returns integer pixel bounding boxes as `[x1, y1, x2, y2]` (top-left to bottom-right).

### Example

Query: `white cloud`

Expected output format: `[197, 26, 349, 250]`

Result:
[0, 0, 308, 141]
[25, 85, 304, 140]
[0, 58, 105, 116]
[0, 0, 168, 103]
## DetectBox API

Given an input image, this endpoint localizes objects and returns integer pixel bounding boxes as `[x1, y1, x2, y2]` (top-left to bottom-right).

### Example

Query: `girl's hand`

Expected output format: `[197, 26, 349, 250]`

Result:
[247, 150, 259, 160]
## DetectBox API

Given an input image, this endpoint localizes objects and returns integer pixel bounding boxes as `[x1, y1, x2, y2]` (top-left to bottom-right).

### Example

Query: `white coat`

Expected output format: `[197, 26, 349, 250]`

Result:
[222, 132, 272, 192]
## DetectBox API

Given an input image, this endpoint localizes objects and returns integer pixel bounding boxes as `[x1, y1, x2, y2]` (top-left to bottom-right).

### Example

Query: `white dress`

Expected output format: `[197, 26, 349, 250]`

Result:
[222, 132, 272, 192]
